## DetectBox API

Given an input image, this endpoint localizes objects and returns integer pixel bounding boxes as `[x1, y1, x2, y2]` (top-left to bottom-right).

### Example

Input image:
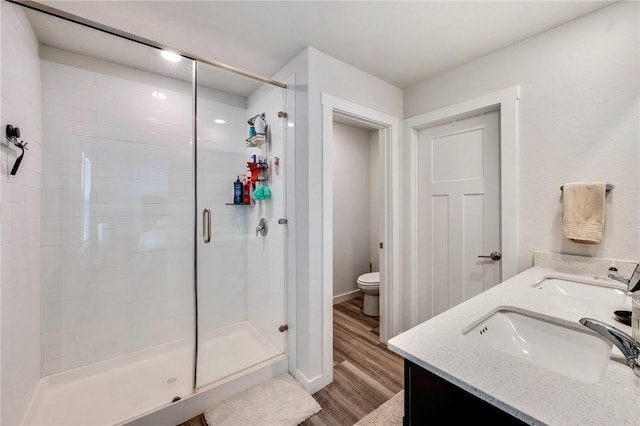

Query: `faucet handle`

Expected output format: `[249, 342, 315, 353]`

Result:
[579, 317, 640, 376]
[628, 262, 640, 293]
[607, 272, 630, 285]
[256, 218, 268, 237]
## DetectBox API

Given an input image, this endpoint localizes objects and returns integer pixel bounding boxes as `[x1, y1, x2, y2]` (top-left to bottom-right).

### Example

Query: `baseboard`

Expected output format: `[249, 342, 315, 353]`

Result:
[294, 369, 332, 395]
[333, 289, 362, 305]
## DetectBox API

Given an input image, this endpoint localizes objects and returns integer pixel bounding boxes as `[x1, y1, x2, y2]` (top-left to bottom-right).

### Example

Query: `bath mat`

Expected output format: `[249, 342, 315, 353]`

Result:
[353, 390, 404, 426]
[203, 373, 321, 426]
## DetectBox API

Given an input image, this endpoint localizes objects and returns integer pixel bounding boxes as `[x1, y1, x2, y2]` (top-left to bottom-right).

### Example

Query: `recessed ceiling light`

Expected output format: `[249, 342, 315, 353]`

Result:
[161, 50, 181, 63]
[214, 119, 226, 124]
[152, 91, 166, 100]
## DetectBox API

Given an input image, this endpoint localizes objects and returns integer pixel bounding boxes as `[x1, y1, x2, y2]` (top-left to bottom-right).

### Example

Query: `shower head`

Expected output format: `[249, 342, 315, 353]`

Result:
[248, 113, 265, 126]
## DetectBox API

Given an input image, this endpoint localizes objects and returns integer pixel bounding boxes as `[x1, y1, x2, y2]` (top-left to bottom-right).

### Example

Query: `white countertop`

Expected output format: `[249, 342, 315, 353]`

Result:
[387, 265, 640, 425]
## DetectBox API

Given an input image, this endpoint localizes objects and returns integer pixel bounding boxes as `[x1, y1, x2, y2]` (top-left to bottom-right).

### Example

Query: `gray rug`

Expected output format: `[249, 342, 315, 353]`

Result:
[203, 373, 321, 426]
[354, 390, 404, 426]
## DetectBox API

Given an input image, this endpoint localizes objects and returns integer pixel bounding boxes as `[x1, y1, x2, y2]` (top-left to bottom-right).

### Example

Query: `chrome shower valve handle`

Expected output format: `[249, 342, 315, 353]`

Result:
[256, 218, 268, 237]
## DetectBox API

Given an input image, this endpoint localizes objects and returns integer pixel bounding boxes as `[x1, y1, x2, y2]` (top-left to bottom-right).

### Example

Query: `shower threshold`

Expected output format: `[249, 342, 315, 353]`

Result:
[20, 321, 283, 426]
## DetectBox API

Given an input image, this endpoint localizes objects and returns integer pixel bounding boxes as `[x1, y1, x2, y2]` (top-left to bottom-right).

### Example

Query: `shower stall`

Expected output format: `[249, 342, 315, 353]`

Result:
[1, 2, 291, 425]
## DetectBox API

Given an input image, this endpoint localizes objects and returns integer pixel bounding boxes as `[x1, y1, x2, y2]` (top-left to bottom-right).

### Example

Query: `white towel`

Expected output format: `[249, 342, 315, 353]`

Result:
[561, 182, 606, 244]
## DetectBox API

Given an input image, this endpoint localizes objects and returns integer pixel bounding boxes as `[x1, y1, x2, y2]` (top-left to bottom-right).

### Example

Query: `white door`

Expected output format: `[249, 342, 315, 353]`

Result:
[416, 109, 501, 322]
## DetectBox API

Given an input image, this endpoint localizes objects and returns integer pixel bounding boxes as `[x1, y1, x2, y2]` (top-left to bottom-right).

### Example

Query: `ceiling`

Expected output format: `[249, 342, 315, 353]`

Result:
[24, 8, 256, 97]
[28, 0, 616, 94]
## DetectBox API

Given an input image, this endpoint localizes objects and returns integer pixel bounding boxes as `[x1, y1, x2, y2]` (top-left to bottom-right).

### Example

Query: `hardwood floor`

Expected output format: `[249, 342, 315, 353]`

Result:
[301, 296, 404, 426]
[177, 296, 403, 426]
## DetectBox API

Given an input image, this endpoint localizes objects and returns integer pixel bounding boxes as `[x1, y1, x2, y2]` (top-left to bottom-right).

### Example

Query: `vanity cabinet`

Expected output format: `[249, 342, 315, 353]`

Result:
[403, 359, 527, 425]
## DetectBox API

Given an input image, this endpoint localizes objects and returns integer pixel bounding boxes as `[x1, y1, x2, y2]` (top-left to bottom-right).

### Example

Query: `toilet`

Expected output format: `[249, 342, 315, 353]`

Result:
[357, 272, 380, 316]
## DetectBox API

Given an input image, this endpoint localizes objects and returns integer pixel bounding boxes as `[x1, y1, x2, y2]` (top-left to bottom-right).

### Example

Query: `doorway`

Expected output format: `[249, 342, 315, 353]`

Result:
[331, 117, 382, 315]
[415, 108, 501, 321]
[321, 93, 401, 388]
[404, 86, 519, 327]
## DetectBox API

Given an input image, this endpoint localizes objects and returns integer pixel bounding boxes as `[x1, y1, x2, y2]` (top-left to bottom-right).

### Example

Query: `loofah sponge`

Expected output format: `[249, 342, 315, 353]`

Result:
[251, 185, 271, 201]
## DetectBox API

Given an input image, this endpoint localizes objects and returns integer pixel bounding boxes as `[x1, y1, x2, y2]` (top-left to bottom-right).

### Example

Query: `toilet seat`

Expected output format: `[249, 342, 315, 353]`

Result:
[357, 272, 380, 286]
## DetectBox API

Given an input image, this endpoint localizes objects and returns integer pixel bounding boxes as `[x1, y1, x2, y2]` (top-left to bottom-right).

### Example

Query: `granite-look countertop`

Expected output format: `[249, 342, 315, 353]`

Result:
[387, 264, 640, 425]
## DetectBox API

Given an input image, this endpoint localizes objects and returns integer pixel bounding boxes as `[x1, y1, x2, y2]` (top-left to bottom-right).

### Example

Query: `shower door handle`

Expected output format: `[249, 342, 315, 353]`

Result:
[203, 208, 211, 243]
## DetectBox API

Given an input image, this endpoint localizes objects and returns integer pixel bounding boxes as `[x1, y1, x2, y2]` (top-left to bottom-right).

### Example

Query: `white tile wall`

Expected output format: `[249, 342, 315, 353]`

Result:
[195, 81, 249, 341]
[39, 56, 198, 376]
[1, 3, 42, 425]
[245, 86, 287, 353]
[38, 51, 262, 378]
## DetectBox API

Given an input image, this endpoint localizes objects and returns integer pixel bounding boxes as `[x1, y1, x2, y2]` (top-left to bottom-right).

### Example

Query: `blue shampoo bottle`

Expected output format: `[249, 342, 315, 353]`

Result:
[234, 176, 243, 204]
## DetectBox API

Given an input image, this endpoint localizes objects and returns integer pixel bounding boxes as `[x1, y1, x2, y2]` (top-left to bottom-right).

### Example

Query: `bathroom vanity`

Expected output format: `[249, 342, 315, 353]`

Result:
[388, 253, 640, 425]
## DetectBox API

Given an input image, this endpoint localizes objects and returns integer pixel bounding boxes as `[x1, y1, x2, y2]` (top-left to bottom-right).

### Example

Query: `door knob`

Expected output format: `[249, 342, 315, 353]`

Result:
[478, 251, 501, 261]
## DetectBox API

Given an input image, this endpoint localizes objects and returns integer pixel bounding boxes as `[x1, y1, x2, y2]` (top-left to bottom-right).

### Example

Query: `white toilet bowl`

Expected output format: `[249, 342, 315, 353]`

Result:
[357, 272, 380, 317]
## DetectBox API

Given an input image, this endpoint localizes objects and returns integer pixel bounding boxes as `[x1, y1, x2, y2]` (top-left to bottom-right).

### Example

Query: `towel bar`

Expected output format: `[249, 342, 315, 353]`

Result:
[560, 184, 613, 194]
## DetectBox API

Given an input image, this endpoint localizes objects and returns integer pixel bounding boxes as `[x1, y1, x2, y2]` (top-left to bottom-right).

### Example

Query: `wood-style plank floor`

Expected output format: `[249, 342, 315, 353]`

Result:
[177, 296, 403, 426]
[301, 296, 404, 426]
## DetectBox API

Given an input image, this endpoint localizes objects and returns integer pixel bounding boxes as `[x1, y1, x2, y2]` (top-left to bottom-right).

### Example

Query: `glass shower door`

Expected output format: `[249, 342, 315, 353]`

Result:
[195, 62, 287, 389]
[18, 7, 197, 426]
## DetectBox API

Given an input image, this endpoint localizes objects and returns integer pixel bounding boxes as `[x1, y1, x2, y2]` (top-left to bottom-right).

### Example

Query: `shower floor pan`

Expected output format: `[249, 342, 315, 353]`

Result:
[21, 321, 282, 426]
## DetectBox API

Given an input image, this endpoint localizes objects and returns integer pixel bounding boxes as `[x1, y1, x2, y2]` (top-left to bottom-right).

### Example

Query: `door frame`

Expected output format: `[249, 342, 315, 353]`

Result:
[321, 93, 401, 382]
[404, 86, 520, 326]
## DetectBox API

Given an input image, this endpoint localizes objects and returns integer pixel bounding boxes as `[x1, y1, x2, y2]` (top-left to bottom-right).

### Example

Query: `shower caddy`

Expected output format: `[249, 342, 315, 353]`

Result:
[226, 113, 271, 205]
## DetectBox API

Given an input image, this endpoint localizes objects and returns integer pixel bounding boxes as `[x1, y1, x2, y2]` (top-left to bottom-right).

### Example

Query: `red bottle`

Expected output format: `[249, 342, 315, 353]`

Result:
[244, 176, 251, 204]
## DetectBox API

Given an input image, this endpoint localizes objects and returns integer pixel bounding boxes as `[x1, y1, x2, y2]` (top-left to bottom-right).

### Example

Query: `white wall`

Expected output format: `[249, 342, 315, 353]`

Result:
[332, 122, 371, 298]
[266, 46, 402, 391]
[0, 3, 42, 425]
[369, 130, 380, 273]
[300, 47, 403, 390]
[403, 1, 639, 280]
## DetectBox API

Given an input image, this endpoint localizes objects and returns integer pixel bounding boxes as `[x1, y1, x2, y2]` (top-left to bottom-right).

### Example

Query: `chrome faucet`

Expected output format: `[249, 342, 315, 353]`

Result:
[607, 262, 640, 293]
[579, 318, 640, 377]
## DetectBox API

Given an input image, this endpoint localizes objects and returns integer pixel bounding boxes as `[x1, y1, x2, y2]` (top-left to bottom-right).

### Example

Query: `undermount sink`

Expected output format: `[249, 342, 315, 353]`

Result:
[532, 275, 630, 306]
[462, 308, 613, 383]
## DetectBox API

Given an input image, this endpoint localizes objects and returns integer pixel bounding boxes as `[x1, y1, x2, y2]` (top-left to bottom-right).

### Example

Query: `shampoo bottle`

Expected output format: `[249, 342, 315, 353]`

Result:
[234, 176, 243, 204]
[244, 176, 251, 204]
